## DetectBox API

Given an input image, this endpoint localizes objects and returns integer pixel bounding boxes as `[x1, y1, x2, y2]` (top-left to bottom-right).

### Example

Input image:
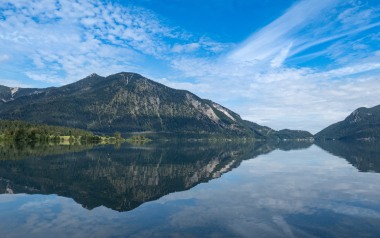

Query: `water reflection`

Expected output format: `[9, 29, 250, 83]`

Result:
[0, 139, 377, 214]
[149, 146, 380, 238]
[0, 141, 304, 212]
[316, 140, 380, 172]
[0, 142, 379, 238]
[0, 142, 96, 161]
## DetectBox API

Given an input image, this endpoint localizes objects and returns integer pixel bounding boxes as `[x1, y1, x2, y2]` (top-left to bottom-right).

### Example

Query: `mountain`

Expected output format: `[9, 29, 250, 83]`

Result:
[315, 105, 380, 140]
[0, 72, 310, 138]
[0, 85, 48, 103]
[272, 129, 314, 141]
[242, 120, 313, 140]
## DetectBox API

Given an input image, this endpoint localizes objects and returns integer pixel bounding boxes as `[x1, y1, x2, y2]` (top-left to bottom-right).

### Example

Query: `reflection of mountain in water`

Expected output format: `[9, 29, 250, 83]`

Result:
[0, 142, 95, 160]
[275, 140, 313, 151]
[0, 141, 312, 212]
[316, 140, 380, 173]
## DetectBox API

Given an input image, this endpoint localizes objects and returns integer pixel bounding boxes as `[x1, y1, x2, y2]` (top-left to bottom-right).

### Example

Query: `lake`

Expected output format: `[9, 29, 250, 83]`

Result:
[0, 140, 379, 237]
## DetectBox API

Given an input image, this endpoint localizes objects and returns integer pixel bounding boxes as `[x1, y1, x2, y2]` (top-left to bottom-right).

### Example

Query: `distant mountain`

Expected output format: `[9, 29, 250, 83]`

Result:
[315, 105, 380, 140]
[242, 120, 313, 140]
[0, 72, 310, 139]
[272, 129, 314, 141]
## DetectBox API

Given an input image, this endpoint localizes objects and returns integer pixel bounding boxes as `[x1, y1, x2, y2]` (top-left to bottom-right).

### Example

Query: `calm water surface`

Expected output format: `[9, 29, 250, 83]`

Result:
[0, 141, 379, 237]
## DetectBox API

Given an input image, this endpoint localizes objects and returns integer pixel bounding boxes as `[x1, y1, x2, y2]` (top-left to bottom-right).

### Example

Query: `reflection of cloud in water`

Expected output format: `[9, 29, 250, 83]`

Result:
[0, 194, 18, 203]
[273, 215, 295, 238]
[1, 195, 130, 238]
[157, 145, 380, 237]
[0, 145, 380, 237]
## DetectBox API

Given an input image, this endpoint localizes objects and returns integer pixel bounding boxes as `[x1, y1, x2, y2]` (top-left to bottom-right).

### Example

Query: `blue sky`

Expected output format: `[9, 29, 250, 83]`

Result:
[0, 0, 380, 133]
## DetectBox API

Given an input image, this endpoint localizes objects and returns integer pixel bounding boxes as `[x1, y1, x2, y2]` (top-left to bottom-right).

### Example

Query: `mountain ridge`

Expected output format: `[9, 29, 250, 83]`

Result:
[315, 105, 380, 140]
[0, 72, 312, 139]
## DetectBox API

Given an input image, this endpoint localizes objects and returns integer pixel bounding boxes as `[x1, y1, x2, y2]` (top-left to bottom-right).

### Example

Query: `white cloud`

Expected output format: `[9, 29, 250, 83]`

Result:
[0, 0, 229, 86]
[228, 0, 340, 65]
[169, 57, 380, 132]
[165, 0, 380, 133]
[0, 0, 207, 84]
[226, 0, 380, 69]
[314, 62, 380, 79]
[0, 79, 33, 88]
[0, 54, 10, 62]
[156, 78, 212, 93]
[172, 43, 200, 53]
[270, 43, 293, 68]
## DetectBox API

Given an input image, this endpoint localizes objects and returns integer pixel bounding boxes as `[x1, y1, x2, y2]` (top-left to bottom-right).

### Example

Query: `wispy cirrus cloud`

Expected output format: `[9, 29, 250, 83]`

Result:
[228, 0, 341, 65]
[165, 0, 380, 132]
[227, 0, 380, 69]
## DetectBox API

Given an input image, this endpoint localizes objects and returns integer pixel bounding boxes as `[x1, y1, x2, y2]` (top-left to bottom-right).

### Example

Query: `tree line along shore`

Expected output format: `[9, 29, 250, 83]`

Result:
[0, 120, 150, 144]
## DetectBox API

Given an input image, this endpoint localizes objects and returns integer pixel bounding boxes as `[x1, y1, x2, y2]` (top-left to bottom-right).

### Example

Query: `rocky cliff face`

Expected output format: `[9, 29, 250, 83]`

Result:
[0, 85, 48, 103]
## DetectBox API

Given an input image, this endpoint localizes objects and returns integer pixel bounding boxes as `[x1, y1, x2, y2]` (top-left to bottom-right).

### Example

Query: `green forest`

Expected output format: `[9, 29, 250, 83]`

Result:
[0, 120, 151, 145]
[0, 120, 102, 143]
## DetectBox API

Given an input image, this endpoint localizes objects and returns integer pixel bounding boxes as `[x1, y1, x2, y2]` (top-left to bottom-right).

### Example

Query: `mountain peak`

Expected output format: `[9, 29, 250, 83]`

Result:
[108, 72, 148, 82]
[108, 72, 142, 77]
[0, 72, 250, 135]
[345, 106, 377, 125]
[0, 72, 312, 139]
[86, 73, 100, 78]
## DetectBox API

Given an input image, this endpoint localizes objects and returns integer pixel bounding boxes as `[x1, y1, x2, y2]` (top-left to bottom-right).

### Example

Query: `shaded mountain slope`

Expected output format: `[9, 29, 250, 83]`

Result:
[0, 72, 312, 139]
[315, 105, 380, 140]
[0, 73, 251, 135]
